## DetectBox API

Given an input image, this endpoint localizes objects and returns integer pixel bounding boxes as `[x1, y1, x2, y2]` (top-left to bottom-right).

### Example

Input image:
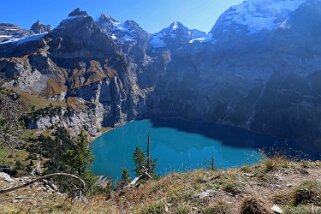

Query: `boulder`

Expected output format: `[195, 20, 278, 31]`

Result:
[0, 172, 14, 183]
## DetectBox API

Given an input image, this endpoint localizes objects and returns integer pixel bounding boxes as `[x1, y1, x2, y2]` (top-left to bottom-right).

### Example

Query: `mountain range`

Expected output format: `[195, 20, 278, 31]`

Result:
[1, 0, 321, 152]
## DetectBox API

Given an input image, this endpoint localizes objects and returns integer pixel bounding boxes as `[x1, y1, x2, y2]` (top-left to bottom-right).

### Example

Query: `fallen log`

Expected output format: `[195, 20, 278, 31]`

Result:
[0, 173, 85, 195]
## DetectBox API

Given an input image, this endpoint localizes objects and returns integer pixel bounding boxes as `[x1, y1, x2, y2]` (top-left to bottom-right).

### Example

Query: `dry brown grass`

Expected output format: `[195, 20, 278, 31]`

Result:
[10, 87, 66, 111]
[0, 159, 321, 213]
[66, 97, 87, 110]
[44, 79, 66, 96]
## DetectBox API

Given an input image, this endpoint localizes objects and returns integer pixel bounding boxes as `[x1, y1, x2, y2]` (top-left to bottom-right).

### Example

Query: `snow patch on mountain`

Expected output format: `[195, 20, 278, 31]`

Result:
[172, 21, 179, 30]
[150, 34, 166, 48]
[219, 0, 306, 33]
[0, 35, 12, 38]
[189, 33, 214, 44]
[0, 33, 47, 45]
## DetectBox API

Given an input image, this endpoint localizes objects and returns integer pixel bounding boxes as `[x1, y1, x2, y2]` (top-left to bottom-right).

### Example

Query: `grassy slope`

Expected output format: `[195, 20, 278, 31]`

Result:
[0, 158, 321, 214]
[0, 88, 65, 174]
[15, 89, 66, 112]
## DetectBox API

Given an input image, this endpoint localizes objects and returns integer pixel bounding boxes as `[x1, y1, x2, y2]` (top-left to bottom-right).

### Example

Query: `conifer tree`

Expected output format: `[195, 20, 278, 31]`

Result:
[121, 168, 130, 184]
[132, 146, 146, 177]
[64, 130, 94, 175]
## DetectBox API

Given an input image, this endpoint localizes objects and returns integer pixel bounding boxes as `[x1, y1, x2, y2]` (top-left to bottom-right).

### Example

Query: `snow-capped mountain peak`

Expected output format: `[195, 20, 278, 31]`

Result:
[96, 13, 122, 35]
[214, 0, 307, 34]
[98, 13, 119, 25]
[171, 21, 179, 30]
[96, 14, 148, 46]
[169, 21, 185, 31]
[150, 22, 208, 49]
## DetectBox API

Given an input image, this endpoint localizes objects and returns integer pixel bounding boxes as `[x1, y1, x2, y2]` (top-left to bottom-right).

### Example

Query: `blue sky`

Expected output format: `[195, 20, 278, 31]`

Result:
[0, 0, 243, 33]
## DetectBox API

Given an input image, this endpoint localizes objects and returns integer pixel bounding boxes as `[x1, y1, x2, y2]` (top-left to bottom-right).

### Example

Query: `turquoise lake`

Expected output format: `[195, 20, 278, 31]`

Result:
[90, 118, 300, 180]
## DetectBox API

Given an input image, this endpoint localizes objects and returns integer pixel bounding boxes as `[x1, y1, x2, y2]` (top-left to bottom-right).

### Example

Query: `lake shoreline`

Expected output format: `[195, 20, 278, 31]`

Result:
[90, 119, 268, 180]
[89, 126, 113, 142]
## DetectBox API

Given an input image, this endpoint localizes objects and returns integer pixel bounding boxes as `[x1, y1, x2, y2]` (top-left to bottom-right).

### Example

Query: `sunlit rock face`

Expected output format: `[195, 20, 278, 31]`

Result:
[0, 8, 149, 136]
[1, 1, 321, 149]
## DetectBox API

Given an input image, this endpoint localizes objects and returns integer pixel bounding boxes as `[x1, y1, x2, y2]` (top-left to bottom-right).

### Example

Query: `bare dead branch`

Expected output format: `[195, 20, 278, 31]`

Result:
[125, 166, 152, 188]
[0, 173, 86, 195]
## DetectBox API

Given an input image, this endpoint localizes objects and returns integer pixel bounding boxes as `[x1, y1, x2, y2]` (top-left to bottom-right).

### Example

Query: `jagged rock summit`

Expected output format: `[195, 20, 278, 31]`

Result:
[30, 20, 51, 34]
[68, 8, 89, 17]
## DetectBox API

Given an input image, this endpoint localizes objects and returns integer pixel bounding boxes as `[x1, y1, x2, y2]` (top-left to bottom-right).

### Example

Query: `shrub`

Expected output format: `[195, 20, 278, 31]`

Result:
[263, 159, 275, 172]
[141, 203, 165, 214]
[272, 191, 289, 205]
[291, 180, 321, 206]
[28, 153, 38, 160]
[240, 198, 269, 214]
[240, 165, 252, 173]
[175, 205, 189, 214]
[285, 205, 318, 214]
[222, 181, 240, 195]
[15, 160, 23, 170]
[202, 201, 231, 214]
[26, 165, 33, 173]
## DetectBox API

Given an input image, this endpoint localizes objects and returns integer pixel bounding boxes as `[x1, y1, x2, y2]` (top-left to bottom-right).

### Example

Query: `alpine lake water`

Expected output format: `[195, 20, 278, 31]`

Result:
[90, 118, 309, 181]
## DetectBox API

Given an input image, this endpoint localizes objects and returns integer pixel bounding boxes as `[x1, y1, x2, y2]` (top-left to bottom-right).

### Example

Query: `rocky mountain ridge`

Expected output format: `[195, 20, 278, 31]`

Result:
[1, 0, 321, 152]
[0, 20, 50, 43]
[0, 23, 31, 43]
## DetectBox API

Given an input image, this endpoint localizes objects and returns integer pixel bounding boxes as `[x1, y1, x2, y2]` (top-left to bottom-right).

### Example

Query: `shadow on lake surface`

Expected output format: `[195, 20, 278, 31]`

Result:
[91, 118, 320, 181]
[150, 118, 321, 160]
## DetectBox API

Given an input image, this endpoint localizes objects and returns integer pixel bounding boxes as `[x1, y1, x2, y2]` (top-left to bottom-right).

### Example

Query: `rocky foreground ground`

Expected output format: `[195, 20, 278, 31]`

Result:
[0, 157, 321, 214]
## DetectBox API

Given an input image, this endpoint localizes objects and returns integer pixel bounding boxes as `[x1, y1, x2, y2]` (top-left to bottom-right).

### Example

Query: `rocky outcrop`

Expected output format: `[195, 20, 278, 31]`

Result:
[24, 104, 103, 136]
[30, 21, 51, 34]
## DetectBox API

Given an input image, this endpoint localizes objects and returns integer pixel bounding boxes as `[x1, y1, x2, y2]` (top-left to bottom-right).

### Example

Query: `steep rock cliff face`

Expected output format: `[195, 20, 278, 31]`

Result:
[24, 104, 104, 136]
[0, 9, 148, 136]
[142, 0, 321, 148]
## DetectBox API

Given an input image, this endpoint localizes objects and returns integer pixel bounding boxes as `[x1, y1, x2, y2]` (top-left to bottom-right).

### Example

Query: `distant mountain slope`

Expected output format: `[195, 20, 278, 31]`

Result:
[212, 0, 307, 34]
